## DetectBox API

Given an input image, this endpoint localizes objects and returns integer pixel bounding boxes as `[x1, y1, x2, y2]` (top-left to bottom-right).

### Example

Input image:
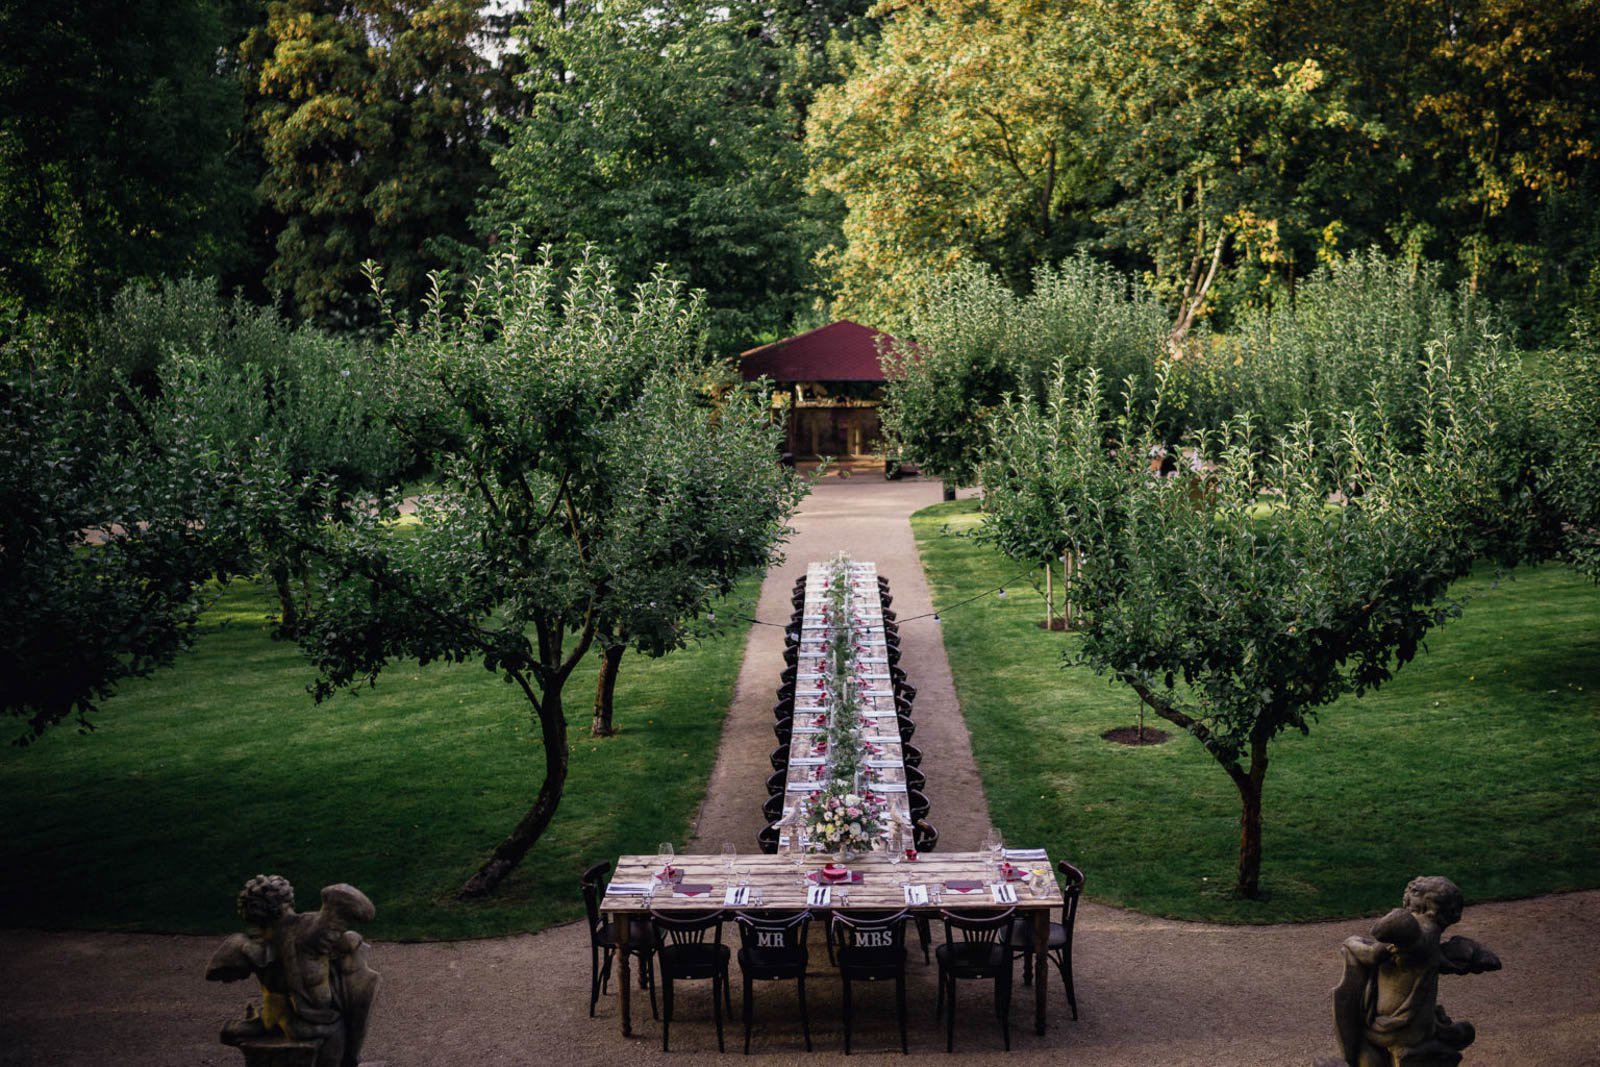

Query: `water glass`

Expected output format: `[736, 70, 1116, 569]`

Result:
[721, 840, 737, 872]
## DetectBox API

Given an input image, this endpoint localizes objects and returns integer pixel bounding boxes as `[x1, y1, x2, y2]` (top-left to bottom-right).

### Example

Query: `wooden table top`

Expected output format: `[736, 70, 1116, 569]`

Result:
[599, 851, 1058, 914]
[780, 562, 912, 836]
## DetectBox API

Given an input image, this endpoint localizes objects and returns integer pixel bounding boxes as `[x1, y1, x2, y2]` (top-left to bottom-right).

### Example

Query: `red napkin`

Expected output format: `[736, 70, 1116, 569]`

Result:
[808, 870, 864, 885]
[675, 883, 714, 897]
[944, 880, 984, 893]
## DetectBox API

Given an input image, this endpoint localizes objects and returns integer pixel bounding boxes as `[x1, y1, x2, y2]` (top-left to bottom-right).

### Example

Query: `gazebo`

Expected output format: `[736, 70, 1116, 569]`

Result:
[738, 320, 898, 460]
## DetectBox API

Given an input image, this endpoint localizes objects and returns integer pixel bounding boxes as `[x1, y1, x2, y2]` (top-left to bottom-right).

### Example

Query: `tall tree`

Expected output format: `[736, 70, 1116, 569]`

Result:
[0, 1, 251, 328]
[240, 0, 499, 327]
[806, 0, 1094, 328]
[480, 0, 821, 352]
[290, 250, 802, 896]
[587, 374, 807, 736]
[0, 366, 248, 742]
[982, 352, 1505, 899]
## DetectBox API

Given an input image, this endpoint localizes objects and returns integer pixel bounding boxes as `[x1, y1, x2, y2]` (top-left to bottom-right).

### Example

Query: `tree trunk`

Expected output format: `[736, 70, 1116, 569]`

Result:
[592, 644, 623, 737]
[1044, 563, 1053, 629]
[459, 677, 569, 899]
[1234, 735, 1269, 899]
[942, 481, 957, 502]
[271, 560, 298, 637]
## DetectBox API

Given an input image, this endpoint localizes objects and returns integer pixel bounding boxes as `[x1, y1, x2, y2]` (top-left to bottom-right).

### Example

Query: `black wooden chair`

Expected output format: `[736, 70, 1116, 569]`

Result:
[831, 909, 912, 1055]
[767, 769, 788, 797]
[936, 907, 1017, 1052]
[1010, 860, 1085, 1020]
[735, 910, 813, 1053]
[904, 766, 926, 793]
[580, 861, 657, 1019]
[757, 825, 780, 854]
[897, 683, 917, 705]
[897, 714, 916, 744]
[901, 742, 923, 769]
[894, 695, 914, 718]
[651, 908, 733, 1053]
[908, 789, 930, 824]
[762, 792, 786, 824]
[775, 720, 793, 746]
[912, 820, 939, 852]
[770, 744, 790, 772]
[774, 699, 795, 720]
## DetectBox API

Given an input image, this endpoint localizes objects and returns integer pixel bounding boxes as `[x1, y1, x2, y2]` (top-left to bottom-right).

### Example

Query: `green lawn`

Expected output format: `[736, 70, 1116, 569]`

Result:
[914, 499, 1600, 923]
[0, 578, 756, 940]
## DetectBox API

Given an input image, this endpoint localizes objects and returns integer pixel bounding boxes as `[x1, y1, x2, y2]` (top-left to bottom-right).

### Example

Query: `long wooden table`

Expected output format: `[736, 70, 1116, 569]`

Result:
[600, 850, 1060, 1038]
[783, 561, 912, 833]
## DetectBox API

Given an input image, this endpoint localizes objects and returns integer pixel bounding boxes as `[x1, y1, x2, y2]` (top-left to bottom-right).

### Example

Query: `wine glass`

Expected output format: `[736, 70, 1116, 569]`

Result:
[721, 840, 737, 874]
[657, 840, 674, 883]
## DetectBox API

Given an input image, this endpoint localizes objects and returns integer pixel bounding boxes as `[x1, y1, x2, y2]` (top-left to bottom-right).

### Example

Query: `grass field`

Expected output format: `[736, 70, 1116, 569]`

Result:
[0, 578, 756, 940]
[914, 499, 1600, 923]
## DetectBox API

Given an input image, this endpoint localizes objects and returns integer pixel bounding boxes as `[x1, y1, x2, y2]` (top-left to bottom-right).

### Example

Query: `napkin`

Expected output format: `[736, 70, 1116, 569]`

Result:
[1004, 848, 1049, 861]
[807, 885, 832, 906]
[789, 756, 826, 766]
[724, 886, 753, 906]
[944, 880, 984, 894]
[606, 882, 653, 896]
[865, 759, 900, 768]
[903, 884, 930, 906]
[674, 883, 714, 898]
[990, 883, 1019, 904]
[807, 870, 864, 884]
[869, 781, 908, 793]
[786, 781, 816, 792]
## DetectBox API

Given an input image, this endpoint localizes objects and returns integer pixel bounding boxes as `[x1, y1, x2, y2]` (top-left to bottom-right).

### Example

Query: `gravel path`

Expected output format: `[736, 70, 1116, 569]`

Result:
[4, 474, 1597, 1065]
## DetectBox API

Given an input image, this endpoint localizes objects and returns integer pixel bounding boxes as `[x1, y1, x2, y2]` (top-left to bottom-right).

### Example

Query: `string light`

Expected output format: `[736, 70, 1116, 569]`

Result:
[997, 588, 1007, 600]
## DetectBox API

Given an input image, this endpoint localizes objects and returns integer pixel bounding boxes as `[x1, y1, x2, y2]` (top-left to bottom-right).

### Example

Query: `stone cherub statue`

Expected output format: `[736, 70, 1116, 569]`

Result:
[1318, 875, 1501, 1067]
[205, 874, 380, 1067]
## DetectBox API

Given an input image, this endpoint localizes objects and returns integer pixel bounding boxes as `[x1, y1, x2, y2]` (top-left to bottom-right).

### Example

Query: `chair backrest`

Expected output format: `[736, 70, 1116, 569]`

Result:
[650, 908, 725, 952]
[940, 907, 1017, 949]
[897, 714, 916, 743]
[770, 744, 790, 772]
[757, 825, 780, 854]
[905, 766, 927, 792]
[736, 909, 811, 955]
[580, 860, 609, 935]
[766, 769, 787, 796]
[763, 793, 786, 824]
[908, 788, 930, 822]
[831, 909, 910, 967]
[898, 683, 917, 704]
[912, 820, 939, 852]
[1058, 860, 1085, 935]
[901, 743, 922, 768]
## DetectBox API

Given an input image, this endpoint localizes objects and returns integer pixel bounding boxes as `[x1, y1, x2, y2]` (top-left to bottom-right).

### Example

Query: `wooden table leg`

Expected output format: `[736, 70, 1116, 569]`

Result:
[1034, 908, 1049, 1035]
[616, 912, 633, 1037]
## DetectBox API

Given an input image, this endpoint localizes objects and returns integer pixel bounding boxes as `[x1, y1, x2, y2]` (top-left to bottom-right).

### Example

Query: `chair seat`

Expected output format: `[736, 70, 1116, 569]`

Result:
[936, 940, 1010, 977]
[738, 945, 807, 980]
[1009, 918, 1067, 950]
[661, 942, 731, 979]
[595, 920, 656, 952]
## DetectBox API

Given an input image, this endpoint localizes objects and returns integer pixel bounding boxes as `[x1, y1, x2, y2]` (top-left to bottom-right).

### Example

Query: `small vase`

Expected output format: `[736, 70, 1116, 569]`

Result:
[837, 842, 855, 864]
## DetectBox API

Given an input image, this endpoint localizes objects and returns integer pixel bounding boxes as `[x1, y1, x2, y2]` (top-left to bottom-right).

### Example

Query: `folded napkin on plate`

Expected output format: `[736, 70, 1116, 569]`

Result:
[606, 882, 653, 896]
[1003, 848, 1049, 861]
[903, 884, 930, 906]
[807, 870, 864, 885]
[674, 883, 714, 897]
[944, 880, 984, 893]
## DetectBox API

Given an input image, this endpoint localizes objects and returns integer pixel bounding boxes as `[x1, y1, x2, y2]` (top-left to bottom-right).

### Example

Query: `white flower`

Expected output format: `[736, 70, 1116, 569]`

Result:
[844, 794, 861, 807]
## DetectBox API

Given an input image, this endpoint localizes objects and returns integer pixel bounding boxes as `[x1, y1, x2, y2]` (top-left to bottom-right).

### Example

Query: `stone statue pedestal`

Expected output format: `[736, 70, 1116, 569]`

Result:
[226, 1037, 323, 1067]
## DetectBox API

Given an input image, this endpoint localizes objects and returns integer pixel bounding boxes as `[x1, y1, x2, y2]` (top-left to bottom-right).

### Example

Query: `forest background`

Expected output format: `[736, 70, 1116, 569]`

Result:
[3, 0, 1598, 355]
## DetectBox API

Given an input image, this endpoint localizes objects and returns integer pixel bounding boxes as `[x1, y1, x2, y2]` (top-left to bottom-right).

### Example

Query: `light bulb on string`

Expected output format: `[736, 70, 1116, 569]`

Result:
[932, 613, 941, 625]
[997, 588, 1007, 600]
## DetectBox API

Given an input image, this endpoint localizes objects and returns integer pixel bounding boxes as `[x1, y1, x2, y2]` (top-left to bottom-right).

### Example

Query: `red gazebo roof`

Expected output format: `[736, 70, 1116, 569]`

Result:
[738, 320, 897, 383]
